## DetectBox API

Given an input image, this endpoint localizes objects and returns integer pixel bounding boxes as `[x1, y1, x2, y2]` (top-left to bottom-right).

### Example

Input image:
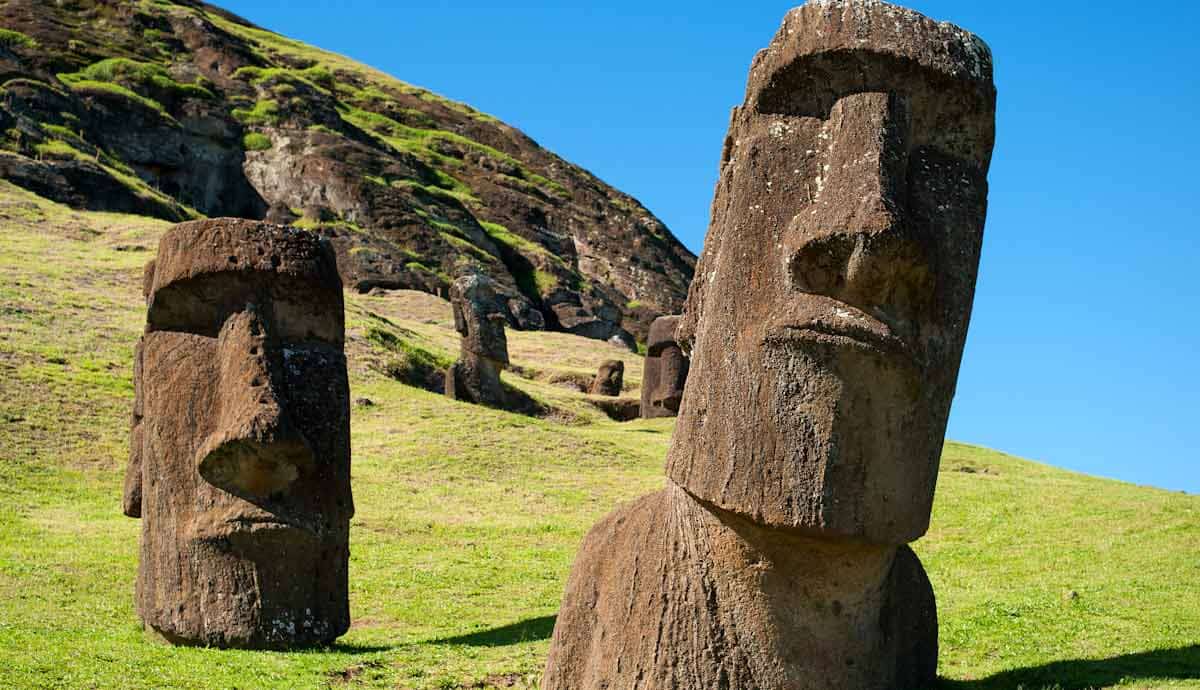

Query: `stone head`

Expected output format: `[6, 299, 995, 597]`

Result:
[124, 218, 351, 647]
[666, 0, 996, 544]
[644, 315, 688, 415]
[451, 272, 509, 365]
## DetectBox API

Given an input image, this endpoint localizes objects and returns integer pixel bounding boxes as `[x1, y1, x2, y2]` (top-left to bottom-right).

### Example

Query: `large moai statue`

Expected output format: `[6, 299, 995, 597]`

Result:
[639, 315, 688, 418]
[445, 272, 509, 406]
[123, 219, 353, 649]
[543, 2, 995, 688]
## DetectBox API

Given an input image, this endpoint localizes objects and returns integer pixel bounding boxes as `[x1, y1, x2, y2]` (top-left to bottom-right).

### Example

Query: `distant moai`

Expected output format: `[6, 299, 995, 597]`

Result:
[639, 315, 688, 418]
[445, 272, 509, 406]
[543, 2, 996, 688]
[124, 219, 352, 649]
[588, 360, 624, 397]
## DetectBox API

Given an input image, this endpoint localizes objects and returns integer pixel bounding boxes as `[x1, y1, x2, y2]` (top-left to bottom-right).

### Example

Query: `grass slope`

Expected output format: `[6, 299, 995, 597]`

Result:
[0, 180, 1196, 689]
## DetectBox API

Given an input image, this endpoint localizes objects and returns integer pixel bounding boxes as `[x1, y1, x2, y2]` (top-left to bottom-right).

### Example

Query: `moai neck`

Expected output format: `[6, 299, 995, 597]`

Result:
[666, 482, 931, 688]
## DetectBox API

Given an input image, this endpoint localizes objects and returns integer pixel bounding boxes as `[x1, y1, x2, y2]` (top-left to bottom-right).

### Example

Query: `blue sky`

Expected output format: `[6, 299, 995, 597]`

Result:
[218, 1, 1200, 493]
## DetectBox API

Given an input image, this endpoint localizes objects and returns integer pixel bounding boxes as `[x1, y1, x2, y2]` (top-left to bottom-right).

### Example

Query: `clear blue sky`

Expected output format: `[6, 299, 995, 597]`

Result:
[218, 0, 1200, 493]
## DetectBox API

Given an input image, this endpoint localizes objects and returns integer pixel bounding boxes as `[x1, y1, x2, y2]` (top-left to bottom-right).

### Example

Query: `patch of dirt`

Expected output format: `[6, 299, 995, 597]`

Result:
[325, 660, 387, 686]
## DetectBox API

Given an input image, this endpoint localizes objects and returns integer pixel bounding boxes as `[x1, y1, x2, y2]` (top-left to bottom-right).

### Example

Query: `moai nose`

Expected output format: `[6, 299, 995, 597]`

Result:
[196, 305, 315, 499]
[786, 92, 931, 321]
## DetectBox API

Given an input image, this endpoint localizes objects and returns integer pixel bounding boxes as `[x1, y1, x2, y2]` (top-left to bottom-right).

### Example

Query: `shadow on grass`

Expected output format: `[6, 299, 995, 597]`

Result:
[430, 615, 557, 647]
[941, 645, 1200, 690]
[325, 642, 396, 654]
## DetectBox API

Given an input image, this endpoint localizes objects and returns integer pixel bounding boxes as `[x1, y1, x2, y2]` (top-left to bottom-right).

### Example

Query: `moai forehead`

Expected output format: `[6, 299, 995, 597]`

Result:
[667, 1, 995, 544]
[145, 218, 344, 344]
[450, 272, 509, 365]
[647, 315, 683, 356]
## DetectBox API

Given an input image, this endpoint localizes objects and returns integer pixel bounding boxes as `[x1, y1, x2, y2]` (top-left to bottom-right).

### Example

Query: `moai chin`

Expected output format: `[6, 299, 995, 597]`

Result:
[124, 218, 352, 649]
[445, 272, 510, 406]
[588, 360, 624, 397]
[544, 2, 995, 688]
[639, 315, 688, 418]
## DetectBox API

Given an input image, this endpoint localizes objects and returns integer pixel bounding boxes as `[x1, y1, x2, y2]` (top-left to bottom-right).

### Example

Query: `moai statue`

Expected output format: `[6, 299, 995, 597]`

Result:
[124, 218, 353, 649]
[543, 2, 995, 688]
[588, 360, 624, 397]
[445, 272, 509, 406]
[639, 315, 688, 418]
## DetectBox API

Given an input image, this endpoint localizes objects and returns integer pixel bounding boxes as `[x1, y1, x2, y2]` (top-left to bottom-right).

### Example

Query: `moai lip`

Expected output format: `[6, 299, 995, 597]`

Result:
[124, 218, 352, 650]
[640, 315, 688, 418]
[543, 2, 995, 688]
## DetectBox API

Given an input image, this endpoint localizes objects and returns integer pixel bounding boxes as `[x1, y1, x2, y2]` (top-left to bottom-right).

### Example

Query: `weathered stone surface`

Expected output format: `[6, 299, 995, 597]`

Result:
[544, 485, 937, 690]
[587, 360, 624, 397]
[545, 2, 994, 687]
[445, 272, 509, 407]
[639, 314, 688, 419]
[668, 0, 995, 544]
[124, 218, 352, 649]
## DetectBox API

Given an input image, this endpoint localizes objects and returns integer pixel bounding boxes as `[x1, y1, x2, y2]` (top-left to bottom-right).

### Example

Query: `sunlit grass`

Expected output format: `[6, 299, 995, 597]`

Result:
[0, 181, 1196, 688]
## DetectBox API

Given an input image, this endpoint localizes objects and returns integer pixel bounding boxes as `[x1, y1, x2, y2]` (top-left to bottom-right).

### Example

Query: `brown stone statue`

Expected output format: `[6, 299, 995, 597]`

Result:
[588, 359, 624, 397]
[123, 218, 352, 649]
[639, 314, 688, 418]
[445, 272, 510, 406]
[543, 2, 995, 688]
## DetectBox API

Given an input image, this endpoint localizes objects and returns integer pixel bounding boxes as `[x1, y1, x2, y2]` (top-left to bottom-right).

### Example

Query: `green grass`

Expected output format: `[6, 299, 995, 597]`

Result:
[232, 99, 282, 126]
[57, 58, 213, 115]
[34, 139, 88, 161]
[0, 29, 36, 50]
[60, 80, 171, 119]
[242, 132, 273, 151]
[0, 181, 1197, 689]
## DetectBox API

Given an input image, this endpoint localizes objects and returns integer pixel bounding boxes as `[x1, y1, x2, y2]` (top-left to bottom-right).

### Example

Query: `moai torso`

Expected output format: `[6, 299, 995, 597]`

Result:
[640, 315, 688, 418]
[545, 2, 995, 687]
[124, 219, 352, 649]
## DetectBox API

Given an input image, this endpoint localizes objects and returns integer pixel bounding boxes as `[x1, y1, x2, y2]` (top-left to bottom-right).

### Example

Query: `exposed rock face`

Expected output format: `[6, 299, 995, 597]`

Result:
[0, 0, 694, 344]
[587, 359, 624, 397]
[543, 2, 995, 688]
[445, 272, 510, 407]
[639, 314, 688, 418]
[124, 218, 352, 649]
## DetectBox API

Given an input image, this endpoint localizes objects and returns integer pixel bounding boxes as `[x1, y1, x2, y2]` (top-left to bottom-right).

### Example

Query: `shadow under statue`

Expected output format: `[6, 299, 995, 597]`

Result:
[543, 1, 996, 688]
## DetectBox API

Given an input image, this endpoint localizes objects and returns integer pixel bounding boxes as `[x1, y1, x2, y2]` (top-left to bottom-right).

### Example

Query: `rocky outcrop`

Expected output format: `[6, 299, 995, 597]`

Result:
[544, 1, 996, 687]
[0, 0, 694, 345]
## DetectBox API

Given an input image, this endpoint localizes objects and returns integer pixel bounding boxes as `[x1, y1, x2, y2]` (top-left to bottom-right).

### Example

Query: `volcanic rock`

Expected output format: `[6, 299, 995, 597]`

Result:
[0, 0, 694, 344]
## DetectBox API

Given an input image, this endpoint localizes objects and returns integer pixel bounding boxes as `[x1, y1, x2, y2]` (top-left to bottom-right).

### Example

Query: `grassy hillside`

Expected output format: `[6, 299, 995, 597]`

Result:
[0, 178, 1196, 689]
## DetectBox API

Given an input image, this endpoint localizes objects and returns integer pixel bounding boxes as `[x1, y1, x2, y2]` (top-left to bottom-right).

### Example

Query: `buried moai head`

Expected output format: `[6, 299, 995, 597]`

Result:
[640, 315, 688, 418]
[124, 218, 352, 649]
[445, 272, 509, 406]
[589, 360, 624, 397]
[667, 0, 996, 544]
[451, 272, 509, 365]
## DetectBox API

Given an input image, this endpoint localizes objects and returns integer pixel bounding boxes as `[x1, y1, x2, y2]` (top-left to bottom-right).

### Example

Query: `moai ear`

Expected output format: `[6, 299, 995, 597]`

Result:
[141, 260, 156, 302]
[123, 339, 145, 518]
